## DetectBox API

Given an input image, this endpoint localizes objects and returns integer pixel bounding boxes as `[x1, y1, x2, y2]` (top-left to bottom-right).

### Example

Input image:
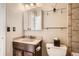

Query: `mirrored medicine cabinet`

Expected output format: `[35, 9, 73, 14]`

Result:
[23, 8, 43, 31]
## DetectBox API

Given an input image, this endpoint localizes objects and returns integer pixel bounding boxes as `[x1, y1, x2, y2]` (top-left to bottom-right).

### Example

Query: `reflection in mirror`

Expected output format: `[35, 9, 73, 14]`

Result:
[24, 8, 43, 31]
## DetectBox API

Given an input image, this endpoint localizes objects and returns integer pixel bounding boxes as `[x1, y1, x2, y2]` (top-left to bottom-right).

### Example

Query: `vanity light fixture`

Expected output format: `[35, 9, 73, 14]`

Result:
[25, 4, 29, 7]
[30, 3, 36, 6]
[23, 3, 36, 8]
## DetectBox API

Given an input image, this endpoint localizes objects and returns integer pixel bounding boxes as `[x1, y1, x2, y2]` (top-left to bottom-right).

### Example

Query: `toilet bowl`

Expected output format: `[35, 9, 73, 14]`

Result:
[46, 43, 67, 56]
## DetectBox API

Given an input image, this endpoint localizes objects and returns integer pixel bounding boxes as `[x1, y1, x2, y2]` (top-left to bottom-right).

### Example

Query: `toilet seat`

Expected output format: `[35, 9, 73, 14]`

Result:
[46, 43, 67, 56]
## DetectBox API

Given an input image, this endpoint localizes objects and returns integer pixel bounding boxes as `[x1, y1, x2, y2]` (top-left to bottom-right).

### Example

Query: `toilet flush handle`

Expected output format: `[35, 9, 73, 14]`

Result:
[48, 47, 50, 49]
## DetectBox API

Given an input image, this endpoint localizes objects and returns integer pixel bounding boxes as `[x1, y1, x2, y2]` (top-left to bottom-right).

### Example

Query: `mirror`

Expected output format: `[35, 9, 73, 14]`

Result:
[24, 8, 43, 31]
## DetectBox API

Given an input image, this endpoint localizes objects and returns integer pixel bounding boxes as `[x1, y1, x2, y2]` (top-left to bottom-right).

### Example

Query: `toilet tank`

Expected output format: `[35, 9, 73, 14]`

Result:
[46, 43, 67, 56]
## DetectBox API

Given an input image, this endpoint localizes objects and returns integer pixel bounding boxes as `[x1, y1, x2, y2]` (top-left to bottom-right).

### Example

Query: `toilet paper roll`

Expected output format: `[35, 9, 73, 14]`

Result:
[36, 46, 41, 51]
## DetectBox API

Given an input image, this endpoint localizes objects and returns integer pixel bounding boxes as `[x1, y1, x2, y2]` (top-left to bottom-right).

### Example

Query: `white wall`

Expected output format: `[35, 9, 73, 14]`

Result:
[6, 4, 23, 56]
[6, 3, 68, 56]
[0, 3, 6, 56]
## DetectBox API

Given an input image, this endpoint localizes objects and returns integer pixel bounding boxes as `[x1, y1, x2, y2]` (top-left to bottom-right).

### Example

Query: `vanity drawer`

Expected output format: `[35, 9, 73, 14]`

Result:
[13, 42, 35, 52]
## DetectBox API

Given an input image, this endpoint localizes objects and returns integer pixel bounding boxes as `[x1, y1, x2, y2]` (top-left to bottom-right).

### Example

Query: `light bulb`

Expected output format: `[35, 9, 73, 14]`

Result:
[30, 3, 34, 6]
[25, 4, 29, 8]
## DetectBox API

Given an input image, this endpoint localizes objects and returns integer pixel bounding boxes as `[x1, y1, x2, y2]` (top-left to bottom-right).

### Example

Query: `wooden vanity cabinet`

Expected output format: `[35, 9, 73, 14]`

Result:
[13, 41, 42, 56]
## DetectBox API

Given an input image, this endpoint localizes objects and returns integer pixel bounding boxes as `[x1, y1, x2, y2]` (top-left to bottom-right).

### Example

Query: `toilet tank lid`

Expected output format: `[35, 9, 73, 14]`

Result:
[46, 43, 67, 49]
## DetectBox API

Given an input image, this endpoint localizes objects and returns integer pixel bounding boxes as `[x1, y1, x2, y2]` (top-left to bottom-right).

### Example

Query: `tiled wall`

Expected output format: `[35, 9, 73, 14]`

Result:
[68, 3, 79, 53]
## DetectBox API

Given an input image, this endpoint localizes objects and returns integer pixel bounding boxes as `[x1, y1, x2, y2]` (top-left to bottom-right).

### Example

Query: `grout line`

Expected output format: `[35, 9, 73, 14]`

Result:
[72, 19, 79, 20]
[72, 30, 79, 31]
[71, 3, 72, 52]
[72, 7, 79, 9]
[72, 41, 79, 43]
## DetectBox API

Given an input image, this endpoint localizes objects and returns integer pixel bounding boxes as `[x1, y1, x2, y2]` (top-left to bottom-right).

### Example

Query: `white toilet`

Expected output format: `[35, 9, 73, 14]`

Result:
[46, 43, 67, 56]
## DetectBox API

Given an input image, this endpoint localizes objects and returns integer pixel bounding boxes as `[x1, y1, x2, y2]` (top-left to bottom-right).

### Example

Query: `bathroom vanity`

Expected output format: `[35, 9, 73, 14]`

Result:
[13, 37, 42, 56]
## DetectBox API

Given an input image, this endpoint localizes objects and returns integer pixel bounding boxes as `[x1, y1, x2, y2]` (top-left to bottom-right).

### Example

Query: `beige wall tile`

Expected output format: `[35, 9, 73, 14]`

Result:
[68, 4, 72, 16]
[72, 31, 79, 42]
[68, 36, 72, 47]
[72, 42, 79, 53]
[72, 3, 79, 8]
[68, 8, 72, 16]
[72, 20, 79, 30]
[68, 16, 72, 26]
[68, 26, 72, 34]
[72, 8, 79, 19]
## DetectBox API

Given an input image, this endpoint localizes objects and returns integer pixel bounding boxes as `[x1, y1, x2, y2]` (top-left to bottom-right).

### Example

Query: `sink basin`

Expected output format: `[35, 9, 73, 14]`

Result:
[21, 39, 36, 42]
[13, 37, 42, 45]
[18, 38, 36, 42]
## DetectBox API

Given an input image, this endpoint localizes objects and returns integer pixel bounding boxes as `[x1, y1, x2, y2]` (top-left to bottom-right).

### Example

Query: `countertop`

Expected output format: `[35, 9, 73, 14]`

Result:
[13, 36, 42, 45]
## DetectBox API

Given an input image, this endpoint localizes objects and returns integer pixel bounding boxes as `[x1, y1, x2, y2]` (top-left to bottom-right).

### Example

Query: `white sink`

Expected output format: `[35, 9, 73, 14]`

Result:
[19, 38, 36, 42]
[22, 39, 34, 42]
[13, 37, 42, 45]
